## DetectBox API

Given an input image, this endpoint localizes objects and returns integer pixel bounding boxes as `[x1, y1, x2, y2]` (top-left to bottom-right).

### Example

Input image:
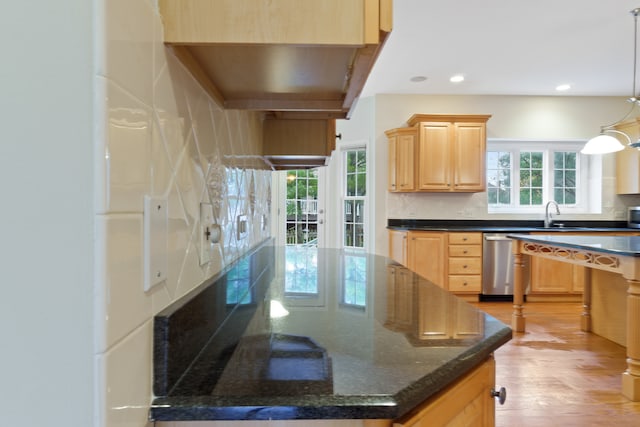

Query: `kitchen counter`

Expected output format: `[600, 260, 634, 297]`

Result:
[150, 241, 512, 422]
[387, 219, 637, 233]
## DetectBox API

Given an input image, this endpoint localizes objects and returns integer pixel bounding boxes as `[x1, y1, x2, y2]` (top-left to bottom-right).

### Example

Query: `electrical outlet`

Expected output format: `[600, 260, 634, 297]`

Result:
[237, 214, 248, 240]
[200, 203, 214, 265]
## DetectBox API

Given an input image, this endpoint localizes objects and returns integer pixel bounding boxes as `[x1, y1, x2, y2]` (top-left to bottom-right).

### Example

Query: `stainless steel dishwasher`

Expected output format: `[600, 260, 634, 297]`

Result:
[481, 233, 529, 301]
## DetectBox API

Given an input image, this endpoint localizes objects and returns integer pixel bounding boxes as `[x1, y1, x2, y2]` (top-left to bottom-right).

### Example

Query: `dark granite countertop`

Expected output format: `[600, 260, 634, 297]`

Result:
[387, 219, 638, 233]
[150, 241, 512, 422]
[507, 234, 640, 257]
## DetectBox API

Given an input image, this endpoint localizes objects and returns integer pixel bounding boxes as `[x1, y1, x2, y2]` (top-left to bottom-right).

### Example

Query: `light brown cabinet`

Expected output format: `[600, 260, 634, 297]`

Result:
[447, 232, 483, 294]
[407, 114, 491, 192]
[394, 356, 496, 427]
[263, 118, 336, 169]
[407, 231, 447, 288]
[403, 231, 482, 298]
[158, 0, 392, 119]
[386, 127, 417, 192]
[389, 229, 408, 265]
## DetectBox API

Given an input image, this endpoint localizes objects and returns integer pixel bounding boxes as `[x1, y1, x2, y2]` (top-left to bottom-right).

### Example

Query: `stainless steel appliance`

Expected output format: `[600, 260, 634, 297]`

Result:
[628, 206, 640, 228]
[481, 233, 529, 301]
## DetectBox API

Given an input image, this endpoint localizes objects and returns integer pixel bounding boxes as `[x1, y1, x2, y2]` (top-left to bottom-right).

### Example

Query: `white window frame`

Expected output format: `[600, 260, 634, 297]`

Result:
[342, 147, 367, 250]
[487, 139, 601, 214]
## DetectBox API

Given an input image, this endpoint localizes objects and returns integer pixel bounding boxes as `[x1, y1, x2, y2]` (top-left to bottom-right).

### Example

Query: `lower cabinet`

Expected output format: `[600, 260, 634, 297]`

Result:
[405, 231, 482, 298]
[393, 356, 497, 427]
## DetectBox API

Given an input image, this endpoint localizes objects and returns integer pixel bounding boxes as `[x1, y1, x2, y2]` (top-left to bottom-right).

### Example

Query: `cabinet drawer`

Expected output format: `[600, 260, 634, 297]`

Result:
[448, 275, 482, 292]
[448, 233, 482, 245]
[448, 257, 482, 274]
[448, 245, 482, 257]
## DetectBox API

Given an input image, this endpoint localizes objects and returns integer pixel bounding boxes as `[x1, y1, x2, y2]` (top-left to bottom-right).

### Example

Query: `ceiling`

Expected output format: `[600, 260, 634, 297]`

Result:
[362, 0, 640, 98]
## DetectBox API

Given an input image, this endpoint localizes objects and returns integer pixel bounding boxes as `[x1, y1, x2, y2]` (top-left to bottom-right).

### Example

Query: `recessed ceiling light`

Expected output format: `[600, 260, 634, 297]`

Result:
[556, 84, 571, 91]
[410, 76, 427, 82]
[450, 74, 465, 83]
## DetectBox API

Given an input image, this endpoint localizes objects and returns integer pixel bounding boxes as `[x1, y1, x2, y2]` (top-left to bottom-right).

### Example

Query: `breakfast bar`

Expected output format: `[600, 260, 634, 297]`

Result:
[508, 234, 640, 401]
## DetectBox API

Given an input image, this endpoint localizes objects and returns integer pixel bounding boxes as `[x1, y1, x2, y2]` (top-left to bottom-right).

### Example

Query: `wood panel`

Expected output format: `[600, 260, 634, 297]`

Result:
[159, 0, 367, 45]
[389, 229, 408, 265]
[394, 357, 495, 427]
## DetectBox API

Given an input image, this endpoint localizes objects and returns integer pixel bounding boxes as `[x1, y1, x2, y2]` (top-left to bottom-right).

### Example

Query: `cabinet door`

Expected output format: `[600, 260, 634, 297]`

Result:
[407, 231, 446, 287]
[397, 133, 416, 191]
[453, 122, 486, 191]
[389, 229, 408, 265]
[388, 134, 398, 191]
[530, 257, 574, 293]
[417, 122, 451, 190]
[394, 357, 496, 427]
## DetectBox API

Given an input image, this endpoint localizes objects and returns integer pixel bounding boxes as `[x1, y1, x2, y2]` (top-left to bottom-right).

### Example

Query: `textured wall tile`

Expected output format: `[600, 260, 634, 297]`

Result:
[102, 0, 154, 103]
[95, 214, 151, 353]
[96, 79, 152, 214]
[96, 321, 152, 427]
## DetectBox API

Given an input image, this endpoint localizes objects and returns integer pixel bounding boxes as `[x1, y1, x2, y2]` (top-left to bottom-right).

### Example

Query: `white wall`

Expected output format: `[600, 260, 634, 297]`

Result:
[1, 1, 273, 427]
[0, 1, 95, 426]
[338, 94, 640, 256]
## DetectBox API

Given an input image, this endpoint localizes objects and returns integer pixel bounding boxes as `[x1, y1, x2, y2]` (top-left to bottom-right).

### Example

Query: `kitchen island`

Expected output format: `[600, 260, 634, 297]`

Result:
[508, 234, 640, 401]
[150, 241, 512, 426]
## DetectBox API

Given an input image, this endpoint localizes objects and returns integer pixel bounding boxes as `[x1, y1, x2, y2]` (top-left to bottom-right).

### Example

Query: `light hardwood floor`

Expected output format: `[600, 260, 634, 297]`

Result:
[474, 301, 640, 427]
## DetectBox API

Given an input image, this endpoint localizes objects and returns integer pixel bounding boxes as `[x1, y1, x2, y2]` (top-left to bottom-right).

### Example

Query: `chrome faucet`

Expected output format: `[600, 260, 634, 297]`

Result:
[544, 201, 560, 228]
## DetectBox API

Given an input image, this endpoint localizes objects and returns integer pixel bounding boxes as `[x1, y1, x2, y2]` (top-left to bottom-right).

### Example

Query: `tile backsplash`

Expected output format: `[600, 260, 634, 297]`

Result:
[94, 1, 272, 426]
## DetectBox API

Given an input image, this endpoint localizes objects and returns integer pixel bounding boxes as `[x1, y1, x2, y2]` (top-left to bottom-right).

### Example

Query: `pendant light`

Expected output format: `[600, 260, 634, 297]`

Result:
[582, 8, 640, 154]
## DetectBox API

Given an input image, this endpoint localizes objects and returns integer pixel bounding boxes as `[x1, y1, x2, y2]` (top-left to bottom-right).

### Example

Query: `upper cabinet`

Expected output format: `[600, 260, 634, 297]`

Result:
[615, 118, 640, 194]
[386, 127, 417, 192]
[158, 0, 392, 120]
[386, 114, 491, 192]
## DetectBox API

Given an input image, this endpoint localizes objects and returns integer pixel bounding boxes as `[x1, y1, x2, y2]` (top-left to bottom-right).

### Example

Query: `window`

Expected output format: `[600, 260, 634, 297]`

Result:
[343, 149, 366, 249]
[285, 169, 319, 245]
[486, 140, 600, 214]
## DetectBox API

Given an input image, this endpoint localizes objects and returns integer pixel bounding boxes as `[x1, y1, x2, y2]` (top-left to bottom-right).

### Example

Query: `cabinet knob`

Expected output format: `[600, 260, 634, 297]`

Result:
[491, 387, 507, 405]
[463, 265, 468, 269]
[463, 250, 468, 254]
[463, 237, 468, 241]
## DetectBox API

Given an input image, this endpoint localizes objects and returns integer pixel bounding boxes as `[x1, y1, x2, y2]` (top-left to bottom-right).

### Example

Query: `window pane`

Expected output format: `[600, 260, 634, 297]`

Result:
[532, 188, 543, 205]
[565, 189, 576, 204]
[520, 153, 530, 168]
[354, 200, 364, 222]
[565, 170, 576, 187]
[356, 172, 365, 196]
[357, 151, 366, 172]
[520, 170, 530, 186]
[531, 170, 542, 187]
[554, 152, 564, 169]
[488, 188, 497, 204]
[566, 152, 576, 169]
[345, 224, 354, 247]
[499, 188, 511, 204]
[554, 170, 563, 187]
[487, 152, 498, 169]
[554, 188, 564, 203]
[347, 152, 356, 173]
[520, 189, 531, 205]
[531, 152, 543, 168]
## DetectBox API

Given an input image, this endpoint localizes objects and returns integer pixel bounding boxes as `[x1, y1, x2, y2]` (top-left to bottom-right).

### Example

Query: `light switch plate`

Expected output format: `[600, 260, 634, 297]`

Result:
[237, 214, 248, 240]
[144, 196, 168, 292]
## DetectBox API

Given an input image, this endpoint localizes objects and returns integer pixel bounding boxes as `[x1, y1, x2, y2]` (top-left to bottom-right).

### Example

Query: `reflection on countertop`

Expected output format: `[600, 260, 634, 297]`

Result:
[150, 241, 511, 422]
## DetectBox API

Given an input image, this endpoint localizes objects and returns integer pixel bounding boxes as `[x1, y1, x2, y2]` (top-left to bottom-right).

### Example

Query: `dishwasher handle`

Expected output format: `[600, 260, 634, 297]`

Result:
[484, 235, 513, 241]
